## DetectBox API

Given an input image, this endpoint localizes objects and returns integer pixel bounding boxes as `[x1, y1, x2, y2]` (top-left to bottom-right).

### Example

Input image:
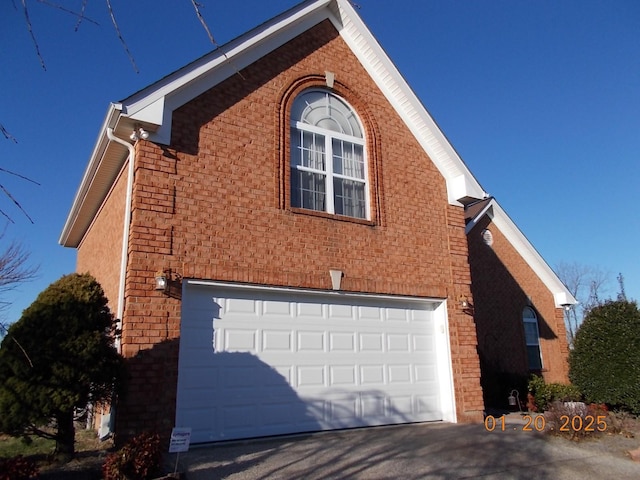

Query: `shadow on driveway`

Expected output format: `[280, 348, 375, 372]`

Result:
[168, 420, 640, 479]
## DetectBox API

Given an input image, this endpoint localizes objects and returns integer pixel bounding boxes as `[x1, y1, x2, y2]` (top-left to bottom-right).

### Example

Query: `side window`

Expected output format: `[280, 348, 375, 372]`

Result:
[523, 306, 542, 370]
[290, 89, 369, 220]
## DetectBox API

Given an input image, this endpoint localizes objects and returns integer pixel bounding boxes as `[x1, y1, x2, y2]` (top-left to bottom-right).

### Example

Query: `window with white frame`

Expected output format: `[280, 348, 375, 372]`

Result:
[290, 90, 369, 220]
[523, 306, 542, 370]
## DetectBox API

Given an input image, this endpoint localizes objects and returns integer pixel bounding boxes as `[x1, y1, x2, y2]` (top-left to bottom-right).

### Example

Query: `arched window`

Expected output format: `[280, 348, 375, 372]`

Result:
[290, 89, 369, 220]
[523, 306, 542, 370]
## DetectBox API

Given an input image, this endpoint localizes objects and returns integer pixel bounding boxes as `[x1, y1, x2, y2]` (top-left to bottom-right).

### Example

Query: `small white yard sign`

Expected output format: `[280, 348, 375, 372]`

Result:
[169, 427, 192, 453]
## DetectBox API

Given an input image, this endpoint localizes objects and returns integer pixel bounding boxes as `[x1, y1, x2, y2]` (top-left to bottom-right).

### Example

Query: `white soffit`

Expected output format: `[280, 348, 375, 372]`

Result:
[466, 199, 577, 308]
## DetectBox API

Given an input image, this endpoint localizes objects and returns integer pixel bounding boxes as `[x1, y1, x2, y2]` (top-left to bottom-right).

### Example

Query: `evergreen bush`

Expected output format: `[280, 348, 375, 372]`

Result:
[569, 300, 640, 414]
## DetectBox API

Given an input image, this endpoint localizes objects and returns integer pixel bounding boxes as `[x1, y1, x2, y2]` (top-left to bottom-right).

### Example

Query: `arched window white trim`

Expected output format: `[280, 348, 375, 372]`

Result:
[290, 89, 369, 220]
[523, 306, 542, 370]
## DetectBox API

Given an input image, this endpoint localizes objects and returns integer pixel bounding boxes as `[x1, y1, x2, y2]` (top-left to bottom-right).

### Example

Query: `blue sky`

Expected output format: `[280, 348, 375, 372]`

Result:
[1, 0, 638, 323]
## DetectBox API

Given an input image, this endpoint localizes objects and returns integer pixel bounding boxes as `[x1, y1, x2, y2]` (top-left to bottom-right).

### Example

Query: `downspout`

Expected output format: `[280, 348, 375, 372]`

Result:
[99, 128, 135, 441]
[106, 127, 136, 354]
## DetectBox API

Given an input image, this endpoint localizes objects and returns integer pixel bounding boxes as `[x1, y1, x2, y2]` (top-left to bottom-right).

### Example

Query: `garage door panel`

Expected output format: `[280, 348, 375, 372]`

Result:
[296, 302, 324, 318]
[263, 300, 293, 316]
[296, 366, 325, 387]
[360, 365, 384, 385]
[177, 285, 449, 443]
[224, 297, 259, 316]
[224, 329, 257, 352]
[358, 305, 382, 320]
[413, 334, 435, 352]
[414, 364, 438, 383]
[179, 366, 219, 389]
[410, 309, 431, 322]
[328, 304, 354, 319]
[261, 401, 306, 426]
[223, 405, 256, 432]
[415, 394, 440, 415]
[359, 333, 383, 351]
[262, 330, 293, 351]
[181, 407, 217, 429]
[329, 332, 355, 351]
[328, 396, 359, 423]
[387, 333, 410, 351]
[330, 365, 356, 386]
[384, 308, 409, 322]
[297, 331, 325, 351]
[180, 324, 214, 351]
[361, 394, 386, 417]
[388, 365, 412, 383]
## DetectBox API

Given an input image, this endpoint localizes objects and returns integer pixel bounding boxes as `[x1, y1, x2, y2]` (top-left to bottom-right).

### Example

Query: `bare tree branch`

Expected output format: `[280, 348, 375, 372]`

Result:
[0, 208, 14, 225]
[0, 124, 18, 143]
[73, 0, 90, 31]
[11, 335, 34, 367]
[556, 261, 610, 347]
[0, 234, 38, 293]
[20, 0, 47, 70]
[105, 0, 139, 73]
[0, 229, 38, 367]
[190, 0, 217, 45]
[36, 0, 99, 26]
[0, 167, 40, 186]
[0, 184, 35, 224]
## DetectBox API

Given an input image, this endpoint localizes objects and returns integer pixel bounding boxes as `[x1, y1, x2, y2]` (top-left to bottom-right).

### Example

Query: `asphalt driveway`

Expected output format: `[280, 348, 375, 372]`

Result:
[169, 417, 640, 479]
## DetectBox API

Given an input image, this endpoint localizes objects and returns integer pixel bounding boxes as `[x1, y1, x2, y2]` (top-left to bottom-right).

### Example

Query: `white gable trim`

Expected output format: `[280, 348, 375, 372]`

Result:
[333, 0, 485, 205]
[61, 0, 487, 247]
[466, 199, 577, 308]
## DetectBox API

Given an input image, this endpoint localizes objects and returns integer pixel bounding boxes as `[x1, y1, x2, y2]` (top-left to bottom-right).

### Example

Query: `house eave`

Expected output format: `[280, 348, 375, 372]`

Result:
[61, 0, 487, 247]
[466, 198, 578, 308]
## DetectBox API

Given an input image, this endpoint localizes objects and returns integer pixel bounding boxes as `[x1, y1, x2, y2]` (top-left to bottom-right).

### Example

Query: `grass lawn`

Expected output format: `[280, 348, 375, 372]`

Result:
[0, 427, 114, 475]
[0, 433, 55, 459]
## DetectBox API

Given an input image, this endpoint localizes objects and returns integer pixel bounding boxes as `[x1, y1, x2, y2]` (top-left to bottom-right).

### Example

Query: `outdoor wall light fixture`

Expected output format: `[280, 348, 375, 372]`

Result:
[458, 295, 469, 308]
[154, 271, 169, 292]
[130, 126, 150, 142]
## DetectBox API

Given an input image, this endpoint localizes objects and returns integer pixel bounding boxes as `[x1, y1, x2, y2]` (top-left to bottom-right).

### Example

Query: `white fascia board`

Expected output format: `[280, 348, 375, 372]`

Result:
[59, 103, 122, 246]
[333, 0, 486, 206]
[469, 199, 577, 308]
[119, 0, 333, 145]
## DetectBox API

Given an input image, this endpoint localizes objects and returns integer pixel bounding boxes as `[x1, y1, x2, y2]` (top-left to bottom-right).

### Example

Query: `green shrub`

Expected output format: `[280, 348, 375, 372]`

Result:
[528, 375, 581, 412]
[102, 432, 163, 480]
[569, 300, 640, 414]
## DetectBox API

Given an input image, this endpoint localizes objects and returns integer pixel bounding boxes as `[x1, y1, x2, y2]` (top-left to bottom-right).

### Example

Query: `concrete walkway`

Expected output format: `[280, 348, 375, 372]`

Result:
[169, 416, 640, 479]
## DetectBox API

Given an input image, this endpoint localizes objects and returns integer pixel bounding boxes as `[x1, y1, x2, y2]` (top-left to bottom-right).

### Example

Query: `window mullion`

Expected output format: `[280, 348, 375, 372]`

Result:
[325, 134, 335, 214]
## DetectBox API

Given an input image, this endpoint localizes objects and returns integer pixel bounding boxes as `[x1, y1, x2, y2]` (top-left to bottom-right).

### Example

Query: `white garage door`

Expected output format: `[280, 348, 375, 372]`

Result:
[176, 282, 454, 443]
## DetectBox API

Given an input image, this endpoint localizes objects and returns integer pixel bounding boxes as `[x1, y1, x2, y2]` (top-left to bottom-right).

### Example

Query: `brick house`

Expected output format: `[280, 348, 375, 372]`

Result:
[465, 198, 574, 409]
[59, 0, 575, 443]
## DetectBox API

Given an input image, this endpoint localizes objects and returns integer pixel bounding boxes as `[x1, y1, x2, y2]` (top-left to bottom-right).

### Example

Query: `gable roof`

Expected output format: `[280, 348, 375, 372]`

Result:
[59, 0, 487, 247]
[465, 197, 577, 308]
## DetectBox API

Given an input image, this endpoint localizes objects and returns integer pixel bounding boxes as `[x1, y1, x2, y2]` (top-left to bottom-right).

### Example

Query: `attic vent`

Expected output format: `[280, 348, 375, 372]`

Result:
[481, 229, 494, 247]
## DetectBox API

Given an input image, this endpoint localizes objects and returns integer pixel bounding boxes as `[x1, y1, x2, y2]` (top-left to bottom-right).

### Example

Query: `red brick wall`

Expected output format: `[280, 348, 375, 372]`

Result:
[468, 214, 569, 408]
[77, 163, 128, 312]
[85, 20, 484, 438]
